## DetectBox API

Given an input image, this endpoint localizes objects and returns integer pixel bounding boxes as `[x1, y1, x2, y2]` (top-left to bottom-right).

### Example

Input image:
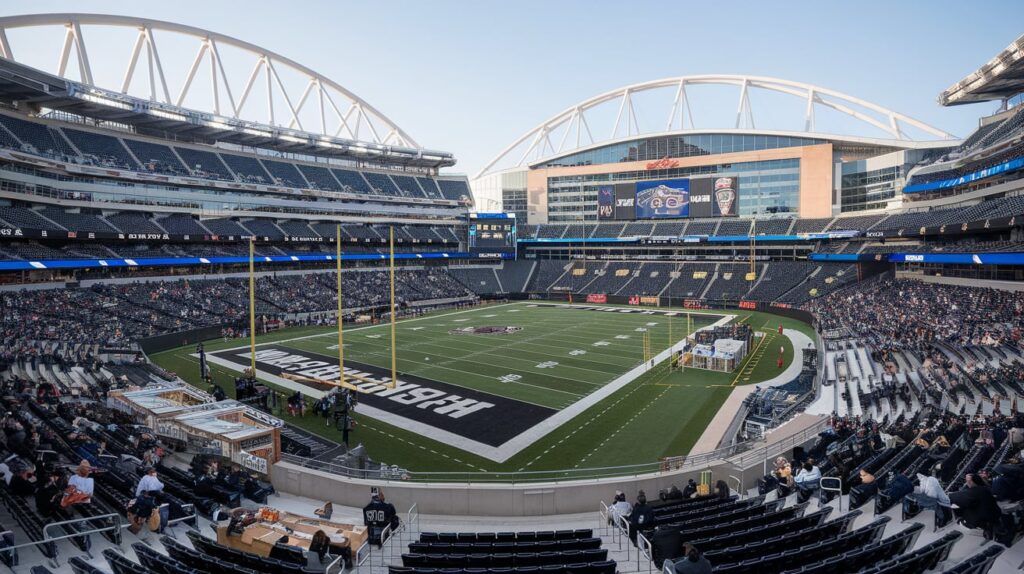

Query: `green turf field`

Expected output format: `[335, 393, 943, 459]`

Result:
[150, 302, 814, 476]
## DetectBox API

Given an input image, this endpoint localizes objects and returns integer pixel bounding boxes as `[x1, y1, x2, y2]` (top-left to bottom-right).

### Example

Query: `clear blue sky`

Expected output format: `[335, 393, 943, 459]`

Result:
[1, 1, 1021, 177]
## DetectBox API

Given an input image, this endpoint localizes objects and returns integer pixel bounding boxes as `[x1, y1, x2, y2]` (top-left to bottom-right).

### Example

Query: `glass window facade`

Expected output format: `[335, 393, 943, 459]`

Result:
[840, 163, 899, 212]
[502, 189, 527, 221]
[536, 134, 823, 168]
[545, 158, 800, 222]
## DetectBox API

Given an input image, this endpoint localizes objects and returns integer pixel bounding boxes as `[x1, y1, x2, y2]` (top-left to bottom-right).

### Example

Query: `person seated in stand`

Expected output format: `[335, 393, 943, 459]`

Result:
[906, 467, 950, 511]
[63, 460, 94, 506]
[949, 473, 1002, 530]
[681, 479, 698, 499]
[35, 468, 65, 518]
[608, 490, 632, 525]
[673, 543, 712, 574]
[794, 461, 821, 490]
[135, 466, 164, 497]
[9, 465, 36, 496]
[880, 470, 913, 502]
[714, 480, 730, 499]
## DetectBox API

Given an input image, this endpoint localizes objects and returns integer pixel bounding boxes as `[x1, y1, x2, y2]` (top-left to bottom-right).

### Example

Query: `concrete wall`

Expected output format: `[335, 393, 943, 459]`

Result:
[271, 415, 828, 516]
[272, 459, 736, 516]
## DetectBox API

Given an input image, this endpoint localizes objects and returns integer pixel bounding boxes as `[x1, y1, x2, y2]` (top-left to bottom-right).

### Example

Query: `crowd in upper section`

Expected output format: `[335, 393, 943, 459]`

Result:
[518, 194, 1024, 241]
[0, 112, 471, 203]
[1, 268, 473, 346]
[905, 105, 1024, 190]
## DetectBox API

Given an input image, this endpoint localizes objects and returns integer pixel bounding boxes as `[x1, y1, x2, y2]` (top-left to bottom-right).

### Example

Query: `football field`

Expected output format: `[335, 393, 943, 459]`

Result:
[268, 302, 721, 409]
[153, 302, 812, 475]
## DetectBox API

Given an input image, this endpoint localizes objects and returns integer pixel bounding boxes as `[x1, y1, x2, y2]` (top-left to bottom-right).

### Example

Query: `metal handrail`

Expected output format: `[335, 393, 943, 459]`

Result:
[323, 553, 345, 574]
[636, 530, 654, 574]
[615, 513, 631, 560]
[355, 539, 371, 567]
[34, 512, 123, 567]
[378, 523, 394, 566]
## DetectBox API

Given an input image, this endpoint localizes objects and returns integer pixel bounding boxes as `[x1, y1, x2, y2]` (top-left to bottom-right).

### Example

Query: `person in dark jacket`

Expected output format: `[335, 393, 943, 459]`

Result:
[715, 480, 730, 499]
[681, 479, 697, 499]
[628, 491, 655, 541]
[673, 543, 712, 574]
[363, 491, 396, 546]
[949, 473, 1002, 530]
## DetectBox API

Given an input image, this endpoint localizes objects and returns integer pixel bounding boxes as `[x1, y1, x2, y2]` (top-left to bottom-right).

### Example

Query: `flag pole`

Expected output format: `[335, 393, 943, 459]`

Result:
[389, 226, 397, 389]
[337, 224, 345, 388]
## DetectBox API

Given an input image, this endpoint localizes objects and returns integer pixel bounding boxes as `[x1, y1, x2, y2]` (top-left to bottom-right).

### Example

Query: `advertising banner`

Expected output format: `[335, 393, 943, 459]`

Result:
[614, 183, 636, 220]
[597, 186, 614, 220]
[586, 293, 608, 303]
[712, 176, 739, 217]
[689, 178, 715, 218]
[635, 178, 689, 219]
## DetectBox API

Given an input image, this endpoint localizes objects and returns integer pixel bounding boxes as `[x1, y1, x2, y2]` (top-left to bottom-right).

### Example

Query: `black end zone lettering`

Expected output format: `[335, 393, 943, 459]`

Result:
[216, 344, 554, 446]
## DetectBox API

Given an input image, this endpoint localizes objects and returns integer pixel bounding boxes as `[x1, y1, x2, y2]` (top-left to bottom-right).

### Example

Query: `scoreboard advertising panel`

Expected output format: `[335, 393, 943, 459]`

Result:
[598, 184, 637, 220]
[635, 179, 689, 219]
[468, 213, 516, 255]
[689, 177, 739, 217]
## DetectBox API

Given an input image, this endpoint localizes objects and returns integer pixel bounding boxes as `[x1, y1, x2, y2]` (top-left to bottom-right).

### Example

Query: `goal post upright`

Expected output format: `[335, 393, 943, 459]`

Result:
[389, 225, 397, 390]
[337, 224, 345, 388]
[248, 236, 256, 374]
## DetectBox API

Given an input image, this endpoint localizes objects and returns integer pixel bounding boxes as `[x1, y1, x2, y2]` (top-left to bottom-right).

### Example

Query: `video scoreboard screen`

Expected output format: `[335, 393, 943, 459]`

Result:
[597, 177, 740, 220]
[468, 213, 516, 256]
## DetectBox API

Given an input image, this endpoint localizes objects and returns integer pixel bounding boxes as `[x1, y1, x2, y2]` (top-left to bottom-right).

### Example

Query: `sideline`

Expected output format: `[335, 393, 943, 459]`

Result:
[689, 328, 814, 454]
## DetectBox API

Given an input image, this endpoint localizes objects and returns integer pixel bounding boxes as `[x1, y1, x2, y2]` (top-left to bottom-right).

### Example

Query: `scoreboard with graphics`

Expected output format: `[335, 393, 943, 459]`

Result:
[468, 212, 516, 256]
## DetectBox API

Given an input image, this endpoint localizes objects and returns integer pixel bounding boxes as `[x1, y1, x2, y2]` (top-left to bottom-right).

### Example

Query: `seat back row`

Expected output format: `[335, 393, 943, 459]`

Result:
[860, 531, 962, 574]
[777, 522, 924, 574]
[421, 530, 592, 544]
[409, 538, 603, 554]
[388, 561, 616, 574]
[402, 549, 608, 568]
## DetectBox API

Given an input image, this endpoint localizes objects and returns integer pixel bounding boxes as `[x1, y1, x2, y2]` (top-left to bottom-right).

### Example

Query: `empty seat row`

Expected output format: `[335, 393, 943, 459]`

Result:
[683, 506, 833, 554]
[403, 549, 607, 568]
[103, 549, 151, 574]
[860, 531, 962, 574]
[655, 496, 754, 525]
[939, 544, 1006, 574]
[409, 538, 602, 555]
[702, 513, 855, 565]
[651, 494, 736, 516]
[421, 530, 592, 544]
[135, 541, 237, 574]
[389, 561, 615, 574]
[776, 522, 923, 574]
[677, 503, 817, 549]
[713, 517, 892, 574]
[656, 499, 782, 532]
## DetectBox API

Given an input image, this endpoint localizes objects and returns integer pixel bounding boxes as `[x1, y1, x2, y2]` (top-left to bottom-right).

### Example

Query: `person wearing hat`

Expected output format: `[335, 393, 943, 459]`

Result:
[362, 489, 396, 547]
[136, 467, 164, 497]
[63, 460, 93, 506]
[673, 543, 712, 574]
[609, 490, 632, 525]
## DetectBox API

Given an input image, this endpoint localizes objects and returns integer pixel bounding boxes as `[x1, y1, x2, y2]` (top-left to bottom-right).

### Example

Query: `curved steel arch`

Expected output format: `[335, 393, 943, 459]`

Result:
[475, 74, 956, 179]
[0, 13, 419, 148]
